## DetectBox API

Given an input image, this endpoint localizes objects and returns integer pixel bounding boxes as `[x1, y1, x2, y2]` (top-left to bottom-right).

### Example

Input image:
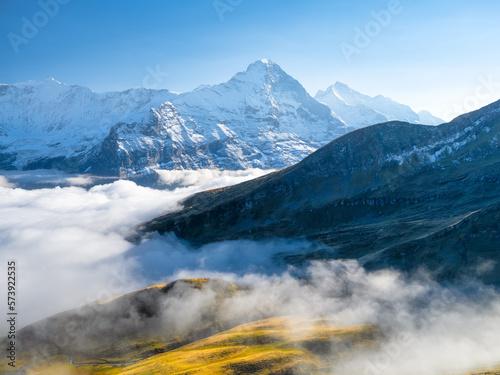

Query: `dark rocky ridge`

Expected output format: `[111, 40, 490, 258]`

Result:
[137, 100, 500, 284]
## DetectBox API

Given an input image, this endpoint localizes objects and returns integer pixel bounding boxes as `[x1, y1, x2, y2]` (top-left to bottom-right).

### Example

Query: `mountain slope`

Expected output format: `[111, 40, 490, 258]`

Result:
[315, 82, 444, 128]
[2, 279, 498, 375]
[87, 59, 351, 174]
[0, 61, 351, 175]
[0, 78, 177, 171]
[137, 99, 500, 284]
[4, 278, 238, 372]
[0, 279, 376, 375]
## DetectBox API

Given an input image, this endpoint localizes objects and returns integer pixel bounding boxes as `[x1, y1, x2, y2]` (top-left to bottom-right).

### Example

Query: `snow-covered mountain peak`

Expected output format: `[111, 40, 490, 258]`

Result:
[248, 58, 278, 69]
[315, 82, 444, 128]
[230, 59, 289, 87]
[169, 59, 345, 141]
[15, 77, 66, 89]
[43, 76, 62, 85]
[174, 59, 321, 116]
[1, 78, 86, 108]
[332, 81, 350, 90]
[193, 84, 211, 91]
[418, 110, 445, 126]
[329, 82, 367, 106]
[80, 60, 349, 174]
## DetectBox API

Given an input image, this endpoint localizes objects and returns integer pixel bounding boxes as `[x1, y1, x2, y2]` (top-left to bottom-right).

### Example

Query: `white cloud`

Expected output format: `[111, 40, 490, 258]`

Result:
[155, 168, 274, 188]
[161, 260, 500, 375]
[0, 176, 15, 188]
[0, 169, 273, 327]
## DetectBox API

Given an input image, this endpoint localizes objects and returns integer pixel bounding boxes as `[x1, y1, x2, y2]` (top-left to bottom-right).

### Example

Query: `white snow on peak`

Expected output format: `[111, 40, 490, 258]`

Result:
[0, 80, 178, 168]
[315, 82, 444, 129]
[229, 59, 287, 87]
[150, 60, 348, 170]
[43, 76, 62, 85]
[0, 60, 348, 172]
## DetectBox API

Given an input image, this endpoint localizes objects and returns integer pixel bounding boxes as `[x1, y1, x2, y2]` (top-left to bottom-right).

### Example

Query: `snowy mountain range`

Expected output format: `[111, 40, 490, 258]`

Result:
[315, 82, 444, 128]
[0, 59, 443, 175]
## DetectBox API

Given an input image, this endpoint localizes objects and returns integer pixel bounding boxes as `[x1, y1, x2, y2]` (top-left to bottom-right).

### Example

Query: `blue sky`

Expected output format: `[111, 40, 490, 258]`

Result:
[1, 0, 500, 120]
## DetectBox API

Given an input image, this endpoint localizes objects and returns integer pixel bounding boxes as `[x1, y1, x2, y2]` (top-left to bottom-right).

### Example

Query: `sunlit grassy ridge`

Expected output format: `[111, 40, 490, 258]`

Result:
[2, 278, 499, 375]
[118, 317, 377, 375]
[7, 317, 377, 375]
[0, 278, 239, 374]
[469, 368, 500, 375]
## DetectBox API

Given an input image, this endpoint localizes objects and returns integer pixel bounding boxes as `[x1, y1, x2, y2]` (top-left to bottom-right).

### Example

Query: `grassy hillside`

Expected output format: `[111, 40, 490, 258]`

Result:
[0, 278, 239, 375]
[469, 369, 500, 375]
[2, 278, 499, 375]
[3, 317, 377, 375]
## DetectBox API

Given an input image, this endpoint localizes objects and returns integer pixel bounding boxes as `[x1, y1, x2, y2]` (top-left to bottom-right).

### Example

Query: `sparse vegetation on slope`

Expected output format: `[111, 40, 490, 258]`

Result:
[2, 317, 376, 375]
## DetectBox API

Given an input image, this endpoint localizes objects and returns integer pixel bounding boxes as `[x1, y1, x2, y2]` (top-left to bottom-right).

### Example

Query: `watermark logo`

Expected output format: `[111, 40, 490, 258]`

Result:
[213, 0, 243, 21]
[443, 74, 500, 120]
[6, 260, 17, 368]
[142, 65, 169, 89]
[7, 0, 71, 54]
[340, 0, 408, 63]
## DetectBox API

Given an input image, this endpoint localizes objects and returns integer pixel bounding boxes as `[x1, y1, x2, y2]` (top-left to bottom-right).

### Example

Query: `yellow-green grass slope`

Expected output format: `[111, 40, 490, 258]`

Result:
[2, 278, 499, 375]
[6, 316, 377, 375]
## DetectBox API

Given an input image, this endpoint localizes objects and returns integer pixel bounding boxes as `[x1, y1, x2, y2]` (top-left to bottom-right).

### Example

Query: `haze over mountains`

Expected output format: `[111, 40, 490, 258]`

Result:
[0, 59, 442, 176]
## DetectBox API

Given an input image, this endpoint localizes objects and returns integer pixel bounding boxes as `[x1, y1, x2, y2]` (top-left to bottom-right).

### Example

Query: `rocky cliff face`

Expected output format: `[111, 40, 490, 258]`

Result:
[0, 60, 352, 175]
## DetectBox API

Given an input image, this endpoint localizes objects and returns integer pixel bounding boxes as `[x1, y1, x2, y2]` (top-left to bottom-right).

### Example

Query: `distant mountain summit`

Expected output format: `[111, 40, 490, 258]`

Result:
[0, 60, 441, 175]
[315, 82, 444, 128]
[417, 109, 443, 125]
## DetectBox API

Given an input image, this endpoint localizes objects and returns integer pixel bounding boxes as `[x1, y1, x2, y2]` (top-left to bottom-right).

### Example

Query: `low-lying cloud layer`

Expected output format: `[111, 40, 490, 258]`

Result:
[0, 169, 274, 327]
[156, 168, 274, 188]
[1, 170, 500, 374]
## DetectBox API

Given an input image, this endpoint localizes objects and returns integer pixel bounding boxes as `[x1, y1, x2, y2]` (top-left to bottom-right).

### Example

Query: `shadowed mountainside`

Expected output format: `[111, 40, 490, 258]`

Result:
[137, 100, 500, 284]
